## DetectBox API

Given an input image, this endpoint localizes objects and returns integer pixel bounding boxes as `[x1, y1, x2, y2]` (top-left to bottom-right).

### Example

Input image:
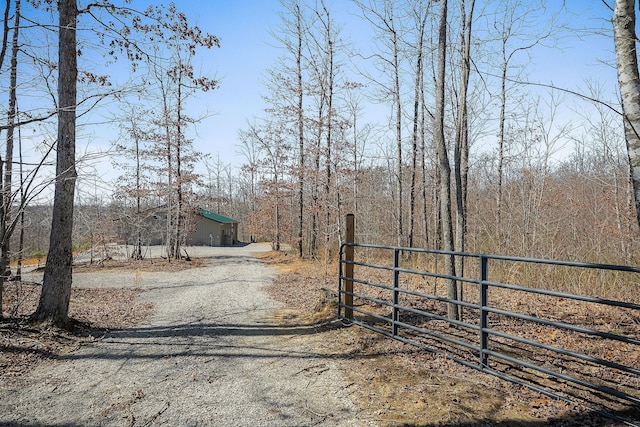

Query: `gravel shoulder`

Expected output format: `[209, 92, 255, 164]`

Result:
[0, 244, 367, 426]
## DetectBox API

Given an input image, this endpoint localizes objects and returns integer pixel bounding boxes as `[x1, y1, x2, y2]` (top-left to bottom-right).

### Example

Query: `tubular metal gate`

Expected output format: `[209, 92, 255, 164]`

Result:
[338, 241, 640, 425]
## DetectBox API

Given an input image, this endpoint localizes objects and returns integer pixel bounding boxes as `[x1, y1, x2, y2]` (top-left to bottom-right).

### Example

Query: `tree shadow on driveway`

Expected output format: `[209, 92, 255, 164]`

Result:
[3, 317, 638, 426]
[48, 318, 376, 363]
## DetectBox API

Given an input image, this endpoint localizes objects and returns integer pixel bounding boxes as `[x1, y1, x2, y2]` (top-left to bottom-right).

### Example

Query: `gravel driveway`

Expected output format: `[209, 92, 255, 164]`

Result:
[1, 244, 368, 426]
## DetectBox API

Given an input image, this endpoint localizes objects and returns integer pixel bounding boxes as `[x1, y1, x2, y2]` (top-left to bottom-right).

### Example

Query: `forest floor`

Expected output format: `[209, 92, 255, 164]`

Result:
[0, 244, 636, 426]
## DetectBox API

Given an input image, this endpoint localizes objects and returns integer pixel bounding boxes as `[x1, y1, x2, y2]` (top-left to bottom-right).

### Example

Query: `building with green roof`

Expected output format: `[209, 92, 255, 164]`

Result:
[186, 208, 240, 246]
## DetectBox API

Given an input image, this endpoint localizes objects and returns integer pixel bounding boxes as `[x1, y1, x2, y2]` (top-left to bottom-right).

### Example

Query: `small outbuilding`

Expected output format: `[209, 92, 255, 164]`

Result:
[187, 208, 239, 246]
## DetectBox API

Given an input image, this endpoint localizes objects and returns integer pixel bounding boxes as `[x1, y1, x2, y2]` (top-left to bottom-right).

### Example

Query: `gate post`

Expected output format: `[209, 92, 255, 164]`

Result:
[344, 214, 355, 319]
[479, 256, 489, 368]
[392, 248, 400, 336]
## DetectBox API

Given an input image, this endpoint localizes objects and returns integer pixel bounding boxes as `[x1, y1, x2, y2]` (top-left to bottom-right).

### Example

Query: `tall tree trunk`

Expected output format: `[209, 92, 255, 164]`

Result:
[32, 0, 77, 326]
[626, 168, 635, 259]
[323, 1, 334, 261]
[154, 72, 175, 262]
[0, 0, 18, 318]
[134, 131, 142, 260]
[613, 0, 640, 233]
[433, 0, 458, 321]
[296, 3, 304, 258]
[174, 70, 183, 259]
[157, 76, 174, 260]
[352, 102, 359, 216]
[274, 172, 281, 251]
[311, 97, 323, 258]
[0, 0, 10, 71]
[16, 110, 24, 281]
[409, 9, 426, 250]
[454, 0, 474, 321]
[421, 66, 429, 249]
[496, 47, 507, 250]
[392, 17, 403, 248]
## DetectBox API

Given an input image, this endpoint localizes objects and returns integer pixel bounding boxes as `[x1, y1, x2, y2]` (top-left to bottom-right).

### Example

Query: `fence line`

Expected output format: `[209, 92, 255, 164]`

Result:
[338, 241, 640, 426]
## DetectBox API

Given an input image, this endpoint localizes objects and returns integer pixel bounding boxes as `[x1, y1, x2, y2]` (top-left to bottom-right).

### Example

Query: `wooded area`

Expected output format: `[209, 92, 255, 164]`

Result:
[0, 0, 639, 326]
[236, 0, 640, 273]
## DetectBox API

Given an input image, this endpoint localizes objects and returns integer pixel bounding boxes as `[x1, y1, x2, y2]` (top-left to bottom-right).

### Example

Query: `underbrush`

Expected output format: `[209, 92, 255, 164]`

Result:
[354, 248, 640, 303]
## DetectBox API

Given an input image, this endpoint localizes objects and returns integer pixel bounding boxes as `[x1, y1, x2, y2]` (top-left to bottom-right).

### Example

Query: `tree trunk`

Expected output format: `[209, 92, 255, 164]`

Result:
[32, 0, 77, 327]
[174, 70, 183, 259]
[454, 0, 474, 322]
[16, 109, 25, 281]
[296, 3, 304, 258]
[158, 76, 175, 260]
[0, 0, 19, 318]
[311, 98, 323, 258]
[134, 131, 143, 260]
[0, 0, 10, 71]
[274, 172, 281, 251]
[409, 10, 426, 250]
[421, 65, 429, 249]
[352, 100, 359, 216]
[496, 47, 507, 250]
[323, 1, 334, 261]
[613, 0, 640, 232]
[16, 194, 24, 281]
[392, 18, 403, 248]
[433, 0, 458, 321]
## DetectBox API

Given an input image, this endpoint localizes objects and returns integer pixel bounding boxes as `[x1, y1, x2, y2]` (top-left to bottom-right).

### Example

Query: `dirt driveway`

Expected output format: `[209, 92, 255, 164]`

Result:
[0, 244, 367, 426]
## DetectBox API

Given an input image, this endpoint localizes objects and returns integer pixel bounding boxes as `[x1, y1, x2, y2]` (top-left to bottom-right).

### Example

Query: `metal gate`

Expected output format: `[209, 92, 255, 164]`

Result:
[338, 219, 640, 425]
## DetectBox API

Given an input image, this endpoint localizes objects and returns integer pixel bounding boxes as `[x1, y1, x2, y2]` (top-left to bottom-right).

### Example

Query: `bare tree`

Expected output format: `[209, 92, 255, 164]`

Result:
[491, 0, 558, 248]
[433, 0, 458, 321]
[240, 120, 290, 251]
[112, 105, 151, 260]
[613, 0, 640, 232]
[309, 0, 341, 260]
[264, 0, 311, 255]
[407, 0, 429, 250]
[343, 81, 369, 218]
[354, 0, 405, 247]
[453, 0, 475, 320]
[295, 2, 305, 258]
[32, 0, 77, 326]
[202, 155, 231, 214]
[31, 0, 219, 324]
[121, 6, 218, 260]
[573, 81, 633, 259]
[0, 0, 19, 318]
[237, 125, 263, 242]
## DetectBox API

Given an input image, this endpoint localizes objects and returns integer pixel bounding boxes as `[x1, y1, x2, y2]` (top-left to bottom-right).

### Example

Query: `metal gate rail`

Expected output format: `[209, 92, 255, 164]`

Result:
[338, 241, 640, 426]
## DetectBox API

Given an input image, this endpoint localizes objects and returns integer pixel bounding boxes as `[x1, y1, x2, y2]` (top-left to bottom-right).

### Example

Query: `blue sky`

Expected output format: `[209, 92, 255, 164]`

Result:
[176, 0, 366, 168]
[14, 0, 622, 196]
[180, 1, 282, 165]
[177, 0, 619, 166]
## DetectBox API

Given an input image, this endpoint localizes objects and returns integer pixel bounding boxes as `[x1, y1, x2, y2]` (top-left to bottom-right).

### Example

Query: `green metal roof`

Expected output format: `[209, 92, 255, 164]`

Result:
[199, 208, 239, 224]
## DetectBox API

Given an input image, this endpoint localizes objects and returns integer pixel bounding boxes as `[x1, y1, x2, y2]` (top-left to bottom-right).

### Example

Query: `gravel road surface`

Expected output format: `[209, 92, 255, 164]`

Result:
[0, 244, 368, 426]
